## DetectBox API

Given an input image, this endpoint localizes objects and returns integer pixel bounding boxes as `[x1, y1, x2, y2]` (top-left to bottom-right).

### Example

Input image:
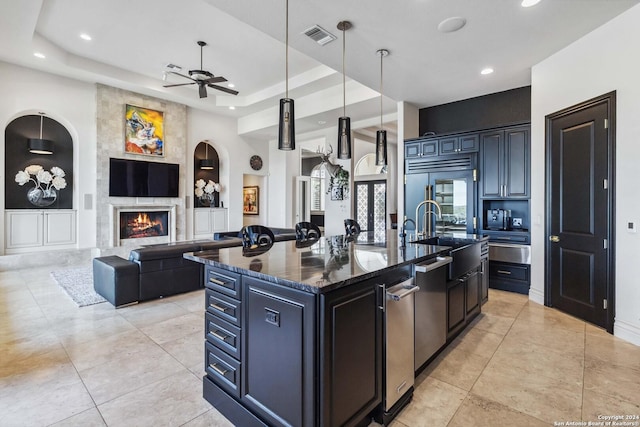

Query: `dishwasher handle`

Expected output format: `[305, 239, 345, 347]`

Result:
[414, 256, 453, 273]
[386, 279, 419, 301]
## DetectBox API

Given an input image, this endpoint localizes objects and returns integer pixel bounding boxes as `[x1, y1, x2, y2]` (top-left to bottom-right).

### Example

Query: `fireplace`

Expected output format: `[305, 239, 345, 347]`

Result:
[109, 204, 177, 247]
[120, 211, 168, 240]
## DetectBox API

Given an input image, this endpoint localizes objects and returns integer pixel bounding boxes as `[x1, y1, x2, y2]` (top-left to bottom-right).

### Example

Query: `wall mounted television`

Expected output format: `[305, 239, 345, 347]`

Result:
[109, 158, 179, 197]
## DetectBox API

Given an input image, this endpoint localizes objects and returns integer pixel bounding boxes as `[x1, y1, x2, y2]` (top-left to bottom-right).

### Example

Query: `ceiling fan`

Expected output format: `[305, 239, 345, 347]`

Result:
[163, 41, 239, 98]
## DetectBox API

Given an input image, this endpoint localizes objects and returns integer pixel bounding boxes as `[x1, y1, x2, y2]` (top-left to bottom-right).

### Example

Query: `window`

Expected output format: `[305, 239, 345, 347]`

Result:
[311, 164, 325, 211]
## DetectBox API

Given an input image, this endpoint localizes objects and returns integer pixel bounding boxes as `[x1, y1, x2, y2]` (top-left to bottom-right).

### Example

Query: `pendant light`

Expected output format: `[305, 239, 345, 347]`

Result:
[200, 143, 214, 170]
[336, 20, 352, 160]
[28, 113, 54, 155]
[278, 0, 295, 150]
[375, 49, 388, 166]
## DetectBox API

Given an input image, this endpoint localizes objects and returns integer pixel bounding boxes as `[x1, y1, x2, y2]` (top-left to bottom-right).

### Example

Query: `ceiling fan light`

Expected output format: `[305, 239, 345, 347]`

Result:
[28, 138, 54, 155]
[278, 98, 295, 150]
[337, 117, 351, 160]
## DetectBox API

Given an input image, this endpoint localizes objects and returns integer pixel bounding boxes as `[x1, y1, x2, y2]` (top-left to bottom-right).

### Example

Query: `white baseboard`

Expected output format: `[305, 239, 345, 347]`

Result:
[528, 287, 545, 305]
[614, 319, 640, 347]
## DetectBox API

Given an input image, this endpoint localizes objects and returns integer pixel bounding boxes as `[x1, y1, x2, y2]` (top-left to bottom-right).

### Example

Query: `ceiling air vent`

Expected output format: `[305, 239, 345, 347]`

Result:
[302, 25, 336, 46]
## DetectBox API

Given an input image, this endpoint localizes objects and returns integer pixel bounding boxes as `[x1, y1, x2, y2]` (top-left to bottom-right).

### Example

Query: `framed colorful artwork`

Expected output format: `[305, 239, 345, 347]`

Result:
[124, 104, 164, 156]
[243, 186, 259, 215]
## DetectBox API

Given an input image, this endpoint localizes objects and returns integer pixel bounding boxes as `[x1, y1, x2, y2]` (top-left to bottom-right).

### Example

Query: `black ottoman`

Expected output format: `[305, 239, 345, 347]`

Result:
[93, 256, 139, 307]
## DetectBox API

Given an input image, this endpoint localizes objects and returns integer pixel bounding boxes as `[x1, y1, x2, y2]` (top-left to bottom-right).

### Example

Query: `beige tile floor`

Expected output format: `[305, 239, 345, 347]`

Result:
[1, 264, 639, 426]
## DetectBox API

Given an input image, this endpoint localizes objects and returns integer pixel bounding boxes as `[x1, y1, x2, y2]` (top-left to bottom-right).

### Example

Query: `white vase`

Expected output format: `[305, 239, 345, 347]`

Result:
[27, 187, 57, 207]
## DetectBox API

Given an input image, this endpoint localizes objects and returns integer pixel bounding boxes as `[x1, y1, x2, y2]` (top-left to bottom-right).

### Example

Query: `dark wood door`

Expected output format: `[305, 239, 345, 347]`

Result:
[504, 127, 530, 198]
[546, 93, 614, 331]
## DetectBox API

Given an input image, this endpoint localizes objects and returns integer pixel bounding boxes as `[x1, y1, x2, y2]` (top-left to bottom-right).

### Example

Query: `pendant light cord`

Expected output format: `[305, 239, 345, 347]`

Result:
[285, 0, 289, 98]
[342, 26, 346, 117]
[39, 114, 44, 139]
[380, 52, 383, 129]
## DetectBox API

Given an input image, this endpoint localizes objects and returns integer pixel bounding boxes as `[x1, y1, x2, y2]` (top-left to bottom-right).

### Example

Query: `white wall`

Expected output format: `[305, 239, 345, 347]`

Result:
[531, 4, 640, 345]
[0, 61, 97, 253]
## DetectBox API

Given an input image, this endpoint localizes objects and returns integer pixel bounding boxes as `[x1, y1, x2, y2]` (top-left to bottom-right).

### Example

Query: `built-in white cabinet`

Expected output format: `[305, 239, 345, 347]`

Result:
[5, 210, 77, 252]
[194, 208, 228, 238]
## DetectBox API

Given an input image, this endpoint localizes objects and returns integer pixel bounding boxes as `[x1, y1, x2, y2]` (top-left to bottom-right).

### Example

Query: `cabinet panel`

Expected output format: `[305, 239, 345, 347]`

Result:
[194, 208, 228, 237]
[447, 280, 466, 337]
[6, 211, 43, 248]
[44, 211, 76, 245]
[438, 137, 458, 155]
[480, 132, 503, 198]
[459, 135, 479, 153]
[206, 312, 241, 359]
[194, 209, 211, 235]
[465, 270, 480, 316]
[206, 289, 241, 326]
[421, 140, 438, 157]
[405, 142, 421, 158]
[242, 277, 316, 427]
[206, 341, 241, 398]
[212, 209, 228, 232]
[505, 127, 530, 198]
[321, 282, 382, 427]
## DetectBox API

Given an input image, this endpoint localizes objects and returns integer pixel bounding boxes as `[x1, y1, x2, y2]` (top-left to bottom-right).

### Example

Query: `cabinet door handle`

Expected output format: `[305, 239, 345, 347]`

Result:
[210, 303, 229, 313]
[209, 363, 229, 376]
[211, 330, 229, 342]
[497, 270, 512, 275]
[378, 284, 386, 311]
[209, 277, 226, 286]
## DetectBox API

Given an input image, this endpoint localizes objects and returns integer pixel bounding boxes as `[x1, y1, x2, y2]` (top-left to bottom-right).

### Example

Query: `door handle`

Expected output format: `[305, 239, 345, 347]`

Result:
[549, 235, 560, 242]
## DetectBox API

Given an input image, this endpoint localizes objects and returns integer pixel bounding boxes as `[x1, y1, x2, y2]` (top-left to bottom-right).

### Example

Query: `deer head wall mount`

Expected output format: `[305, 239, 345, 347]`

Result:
[317, 145, 349, 199]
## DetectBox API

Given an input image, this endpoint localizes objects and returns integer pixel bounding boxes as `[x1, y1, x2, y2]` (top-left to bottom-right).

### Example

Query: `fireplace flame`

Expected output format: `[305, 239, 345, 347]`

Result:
[121, 211, 167, 239]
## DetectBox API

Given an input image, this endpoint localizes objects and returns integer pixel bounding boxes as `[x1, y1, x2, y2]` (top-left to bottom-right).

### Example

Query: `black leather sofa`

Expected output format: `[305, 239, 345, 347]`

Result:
[93, 228, 296, 307]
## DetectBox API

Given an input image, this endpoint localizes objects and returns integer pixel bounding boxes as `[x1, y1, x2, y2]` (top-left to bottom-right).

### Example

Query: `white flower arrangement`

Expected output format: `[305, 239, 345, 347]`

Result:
[194, 179, 221, 204]
[15, 165, 67, 192]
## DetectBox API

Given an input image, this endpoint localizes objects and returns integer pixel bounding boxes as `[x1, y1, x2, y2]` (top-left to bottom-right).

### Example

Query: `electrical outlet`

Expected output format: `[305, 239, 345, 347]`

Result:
[512, 217, 523, 227]
[628, 222, 637, 233]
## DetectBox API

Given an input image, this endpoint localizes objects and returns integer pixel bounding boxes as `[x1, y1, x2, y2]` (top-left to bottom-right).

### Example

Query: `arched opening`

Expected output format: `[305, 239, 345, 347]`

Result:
[354, 153, 384, 176]
[193, 141, 220, 207]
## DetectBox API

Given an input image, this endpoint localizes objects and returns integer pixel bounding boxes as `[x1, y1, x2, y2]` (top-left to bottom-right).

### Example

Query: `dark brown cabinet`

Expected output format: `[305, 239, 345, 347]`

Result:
[447, 268, 481, 340]
[465, 270, 480, 317]
[480, 126, 530, 199]
[489, 261, 530, 295]
[405, 140, 438, 158]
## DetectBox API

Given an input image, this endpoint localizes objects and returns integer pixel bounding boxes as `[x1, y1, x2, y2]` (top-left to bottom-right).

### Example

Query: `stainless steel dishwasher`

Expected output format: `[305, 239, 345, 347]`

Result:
[382, 277, 419, 421]
[414, 256, 452, 371]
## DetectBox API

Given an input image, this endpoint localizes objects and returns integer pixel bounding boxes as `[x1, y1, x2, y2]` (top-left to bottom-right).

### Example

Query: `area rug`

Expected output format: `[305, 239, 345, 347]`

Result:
[51, 265, 106, 307]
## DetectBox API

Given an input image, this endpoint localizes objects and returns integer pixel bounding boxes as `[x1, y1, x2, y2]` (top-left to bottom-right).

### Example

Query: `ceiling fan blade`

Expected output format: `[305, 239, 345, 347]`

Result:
[199, 84, 208, 98]
[203, 76, 227, 84]
[163, 82, 195, 88]
[207, 84, 239, 95]
[166, 71, 196, 82]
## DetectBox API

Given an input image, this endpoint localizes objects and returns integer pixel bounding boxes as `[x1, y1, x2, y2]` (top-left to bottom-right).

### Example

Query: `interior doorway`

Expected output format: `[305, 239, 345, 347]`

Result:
[354, 180, 386, 235]
[545, 92, 615, 333]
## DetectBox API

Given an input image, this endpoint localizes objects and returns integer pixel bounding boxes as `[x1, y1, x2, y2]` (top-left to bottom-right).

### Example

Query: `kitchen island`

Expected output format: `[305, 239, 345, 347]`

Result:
[185, 230, 483, 427]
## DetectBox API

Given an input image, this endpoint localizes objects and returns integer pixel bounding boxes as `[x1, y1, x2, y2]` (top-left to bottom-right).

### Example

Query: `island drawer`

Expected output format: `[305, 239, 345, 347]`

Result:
[489, 262, 529, 282]
[205, 312, 241, 359]
[205, 266, 242, 299]
[206, 289, 241, 326]
[205, 341, 241, 399]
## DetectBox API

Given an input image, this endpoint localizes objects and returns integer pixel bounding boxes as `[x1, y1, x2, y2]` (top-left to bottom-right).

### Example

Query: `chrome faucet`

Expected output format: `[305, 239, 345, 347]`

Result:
[399, 218, 416, 247]
[415, 199, 442, 237]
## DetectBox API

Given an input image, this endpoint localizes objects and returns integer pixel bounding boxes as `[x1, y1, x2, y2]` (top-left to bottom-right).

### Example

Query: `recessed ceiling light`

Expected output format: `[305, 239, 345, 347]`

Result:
[229, 106, 236, 110]
[521, 0, 541, 7]
[437, 17, 467, 33]
[33, 52, 45, 59]
[481, 68, 494, 75]
[227, 83, 235, 88]
[318, 120, 327, 125]
[80, 33, 92, 41]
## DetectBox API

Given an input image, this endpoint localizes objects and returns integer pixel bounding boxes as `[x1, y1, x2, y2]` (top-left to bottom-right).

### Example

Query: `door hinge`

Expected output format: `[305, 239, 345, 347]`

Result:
[603, 179, 608, 190]
[603, 239, 608, 249]
[603, 299, 608, 309]
[473, 169, 478, 182]
[604, 119, 609, 129]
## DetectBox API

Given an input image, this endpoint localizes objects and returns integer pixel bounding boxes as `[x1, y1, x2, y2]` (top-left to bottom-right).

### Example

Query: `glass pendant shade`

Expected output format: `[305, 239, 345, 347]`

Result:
[28, 138, 54, 155]
[278, 98, 295, 150]
[337, 117, 351, 159]
[375, 130, 388, 166]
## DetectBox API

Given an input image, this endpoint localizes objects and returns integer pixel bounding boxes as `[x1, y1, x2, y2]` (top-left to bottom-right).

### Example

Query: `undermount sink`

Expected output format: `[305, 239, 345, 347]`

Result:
[413, 236, 480, 280]
[413, 236, 468, 249]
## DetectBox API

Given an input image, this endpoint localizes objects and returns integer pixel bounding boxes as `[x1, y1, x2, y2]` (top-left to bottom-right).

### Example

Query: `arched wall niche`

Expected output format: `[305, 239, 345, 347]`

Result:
[193, 140, 220, 207]
[4, 114, 74, 209]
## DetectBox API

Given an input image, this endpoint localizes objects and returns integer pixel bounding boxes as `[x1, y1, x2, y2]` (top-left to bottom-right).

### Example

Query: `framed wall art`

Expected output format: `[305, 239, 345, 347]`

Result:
[243, 186, 259, 215]
[124, 104, 164, 156]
